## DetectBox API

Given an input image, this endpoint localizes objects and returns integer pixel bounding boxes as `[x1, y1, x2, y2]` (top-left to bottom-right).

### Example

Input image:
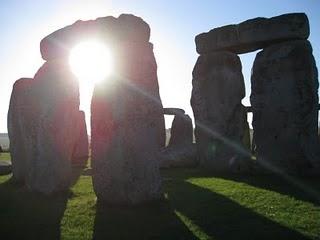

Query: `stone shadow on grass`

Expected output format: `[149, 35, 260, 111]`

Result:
[216, 173, 320, 206]
[0, 178, 71, 240]
[165, 179, 312, 240]
[163, 168, 320, 206]
[92, 198, 197, 240]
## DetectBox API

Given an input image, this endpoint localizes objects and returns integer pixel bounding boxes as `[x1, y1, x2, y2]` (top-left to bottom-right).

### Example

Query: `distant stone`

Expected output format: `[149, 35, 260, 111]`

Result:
[168, 114, 193, 147]
[163, 108, 185, 115]
[191, 51, 249, 172]
[26, 61, 81, 194]
[196, 13, 309, 54]
[71, 111, 89, 167]
[251, 40, 320, 174]
[91, 41, 165, 205]
[0, 161, 12, 175]
[160, 144, 197, 168]
[40, 14, 150, 60]
[7, 78, 33, 182]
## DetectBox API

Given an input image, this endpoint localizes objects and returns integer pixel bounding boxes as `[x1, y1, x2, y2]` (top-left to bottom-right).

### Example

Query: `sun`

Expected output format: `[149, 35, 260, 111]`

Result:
[69, 40, 112, 83]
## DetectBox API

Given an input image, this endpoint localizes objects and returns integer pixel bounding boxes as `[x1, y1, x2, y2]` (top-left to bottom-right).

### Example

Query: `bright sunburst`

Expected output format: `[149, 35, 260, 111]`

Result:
[69, 40, 112, 83]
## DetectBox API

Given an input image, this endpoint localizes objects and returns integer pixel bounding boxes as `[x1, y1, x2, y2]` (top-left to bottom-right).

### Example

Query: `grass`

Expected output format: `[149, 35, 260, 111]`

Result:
[0, 153, 319, 240]
[0, 152, 11, 162]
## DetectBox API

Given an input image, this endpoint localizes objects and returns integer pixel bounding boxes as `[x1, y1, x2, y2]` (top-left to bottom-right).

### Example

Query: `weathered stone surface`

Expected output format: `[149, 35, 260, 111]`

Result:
[91, 41, 165, 204]
[40, 14, 150, 60]
[251, 40, 320, 174]
[168, 114, 193, 147]
[25, 61, 80, 194]
[71, 111, 89, 167]
[191, 51, 249, 172]
[196, 13, 309, 54]
[0, 161, 12, 175]
[7, 78, 34, 182]
[163, 108, 185, 115]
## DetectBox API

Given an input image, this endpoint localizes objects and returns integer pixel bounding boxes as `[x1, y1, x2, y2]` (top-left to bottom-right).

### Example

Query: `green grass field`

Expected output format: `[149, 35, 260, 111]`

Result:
[0, 153, 319, 240]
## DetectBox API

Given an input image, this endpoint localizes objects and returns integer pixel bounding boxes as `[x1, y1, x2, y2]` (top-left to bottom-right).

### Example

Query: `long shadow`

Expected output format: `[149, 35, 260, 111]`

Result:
[0, 169, 82, 240]
[93, 198, 197, 240]
[165, 179, 313, 240]
[162, 168, 320, 206]
[215, 173, 320, 206]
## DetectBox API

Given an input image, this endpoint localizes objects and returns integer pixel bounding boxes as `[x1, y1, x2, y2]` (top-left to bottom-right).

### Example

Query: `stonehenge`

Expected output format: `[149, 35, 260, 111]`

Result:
[6, 11, 320, 202]
[8, 14, 165, 202]
[192, 12, 320, 174]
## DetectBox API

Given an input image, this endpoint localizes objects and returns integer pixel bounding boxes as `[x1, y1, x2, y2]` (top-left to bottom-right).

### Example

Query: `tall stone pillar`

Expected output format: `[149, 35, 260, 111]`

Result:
[251, 40, 320, 173]
[91, 15, 165, 205]
[191, 51, 248, 172]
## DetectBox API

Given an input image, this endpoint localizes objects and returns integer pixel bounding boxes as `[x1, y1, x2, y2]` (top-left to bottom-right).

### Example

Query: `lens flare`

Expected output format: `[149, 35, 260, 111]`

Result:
[69, 40, 112, 83]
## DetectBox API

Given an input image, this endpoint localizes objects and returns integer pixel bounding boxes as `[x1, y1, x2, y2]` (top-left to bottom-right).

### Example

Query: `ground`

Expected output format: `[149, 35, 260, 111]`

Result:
[0, 153, 319, 240]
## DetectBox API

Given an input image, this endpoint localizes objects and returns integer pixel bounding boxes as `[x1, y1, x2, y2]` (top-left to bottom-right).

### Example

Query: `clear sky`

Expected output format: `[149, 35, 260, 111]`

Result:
[0, 0, 319, 133]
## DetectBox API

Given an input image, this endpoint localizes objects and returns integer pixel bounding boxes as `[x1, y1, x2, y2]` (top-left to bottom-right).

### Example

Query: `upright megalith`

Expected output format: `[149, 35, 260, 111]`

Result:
[7, 78, 34, 182]
[191, 52, 248, 171]
[91, 15, 165, 204]
[26, 61, 81, 194]
[161, 112, 196, 168]
[8, 60, 84, 194]
[251, 40, 320, 173]
[169, 113, 193, 147]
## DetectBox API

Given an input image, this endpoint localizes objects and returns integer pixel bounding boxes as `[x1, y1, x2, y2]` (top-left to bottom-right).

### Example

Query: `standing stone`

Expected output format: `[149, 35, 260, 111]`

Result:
[71, 111, 89, 167]
[91, 37, 165, 204]
[169, 114, 193, 147]
[191, 51, 249, 172]
[160, 113, 196, 168]
[26, 61, 80, 194]
[7, 78, 33, 182]
[251, 40, 320, 173]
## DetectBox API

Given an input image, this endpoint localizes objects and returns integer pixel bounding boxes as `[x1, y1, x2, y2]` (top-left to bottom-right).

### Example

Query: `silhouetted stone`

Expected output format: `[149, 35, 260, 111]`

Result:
[91, 40, 165, 204]
[163, 108, 185, 115]
[160, 144, 197, 168]
[26, 61, 80, 194]
[0, 161, 12, 175]
[251, 40, 320, 173]
[7, 78, 34, 182]
[71, 111, 89, 167]
[196, 13, 309, 54]
[40, 14, 150, 60]
[191, 51, 249, 172]
[169, 114, 193, 147]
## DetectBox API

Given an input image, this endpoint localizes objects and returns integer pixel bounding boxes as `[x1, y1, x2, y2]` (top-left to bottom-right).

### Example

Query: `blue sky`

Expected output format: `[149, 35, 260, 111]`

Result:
[0, 0, 319, 132]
